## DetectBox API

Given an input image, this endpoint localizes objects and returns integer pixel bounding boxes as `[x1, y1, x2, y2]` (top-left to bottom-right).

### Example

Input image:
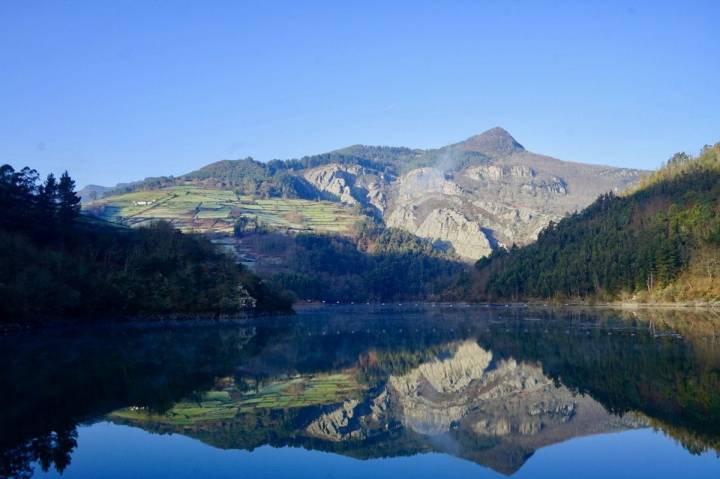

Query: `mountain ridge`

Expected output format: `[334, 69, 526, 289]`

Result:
[84, 128, 646, 260]
[83, 127, 642, 192]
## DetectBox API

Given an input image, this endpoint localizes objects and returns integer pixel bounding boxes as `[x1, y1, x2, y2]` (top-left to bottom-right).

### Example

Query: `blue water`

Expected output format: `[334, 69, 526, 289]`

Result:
[31, 423, 719, 479]
[3, 305, 719, 478]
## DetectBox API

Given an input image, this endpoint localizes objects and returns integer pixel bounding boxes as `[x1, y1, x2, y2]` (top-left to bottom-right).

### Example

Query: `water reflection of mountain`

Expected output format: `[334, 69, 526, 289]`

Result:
[111, 339, 643, 475]
[1, 306, 719, 477]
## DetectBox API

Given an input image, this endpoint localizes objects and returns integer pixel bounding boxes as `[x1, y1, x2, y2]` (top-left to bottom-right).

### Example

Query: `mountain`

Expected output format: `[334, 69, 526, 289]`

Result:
[77, 184, 113, 203]
[472, 143, 720, 302]
[85, 128, 645, 260]
[379, 128, 644, 258]
[285, 128, 644, 258]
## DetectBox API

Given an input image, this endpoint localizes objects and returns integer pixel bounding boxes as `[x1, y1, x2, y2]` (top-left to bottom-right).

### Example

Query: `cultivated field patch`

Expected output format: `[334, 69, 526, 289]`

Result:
[86, 186, 362, 234]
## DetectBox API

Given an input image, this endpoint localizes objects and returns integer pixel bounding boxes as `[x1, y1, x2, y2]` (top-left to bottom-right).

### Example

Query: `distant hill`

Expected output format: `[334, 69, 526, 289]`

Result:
[472, 143, 720, 302]
[77, 184, 113, 203]
[85, 128, 645, 259]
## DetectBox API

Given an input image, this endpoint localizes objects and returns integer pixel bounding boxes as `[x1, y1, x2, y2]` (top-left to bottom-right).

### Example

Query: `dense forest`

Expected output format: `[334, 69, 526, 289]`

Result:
[472, 144, 720, 302]
[238, 224, 465, 302]
[0, 164, 291, 323]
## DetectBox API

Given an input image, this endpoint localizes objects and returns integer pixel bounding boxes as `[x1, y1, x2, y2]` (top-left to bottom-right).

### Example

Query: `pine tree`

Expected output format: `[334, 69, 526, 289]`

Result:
[57, 171, 80, 226]
[34, 173, 60, 239]
[39, 173, 58, 211]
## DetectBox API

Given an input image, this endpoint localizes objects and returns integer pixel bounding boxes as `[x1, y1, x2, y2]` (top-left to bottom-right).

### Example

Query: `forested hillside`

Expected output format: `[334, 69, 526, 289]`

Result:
[0, 164, 291, 322]
[238, 225, 465, 302]
[472, 143, 720, 302]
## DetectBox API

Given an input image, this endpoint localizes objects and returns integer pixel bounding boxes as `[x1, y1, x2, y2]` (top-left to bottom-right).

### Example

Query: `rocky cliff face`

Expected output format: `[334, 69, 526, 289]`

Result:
[300, 128, 644, 260]
[306, 399, 362, 441]
[303, 164, 390, 214]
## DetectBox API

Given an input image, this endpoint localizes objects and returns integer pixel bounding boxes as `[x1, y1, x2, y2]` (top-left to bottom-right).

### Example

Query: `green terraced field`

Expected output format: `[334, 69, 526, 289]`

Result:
[86, 186, 362, 234]
[235, 373, 363, 412]
[108, 373, 364, 426]
[110, 390, 238, 426]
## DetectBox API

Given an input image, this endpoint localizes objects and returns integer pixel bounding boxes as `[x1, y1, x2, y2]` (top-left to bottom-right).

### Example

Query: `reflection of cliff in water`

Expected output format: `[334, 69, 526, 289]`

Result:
[111, 340, 643, 475]
[1, 306, 719, 477]
[312, 340, 646, 475]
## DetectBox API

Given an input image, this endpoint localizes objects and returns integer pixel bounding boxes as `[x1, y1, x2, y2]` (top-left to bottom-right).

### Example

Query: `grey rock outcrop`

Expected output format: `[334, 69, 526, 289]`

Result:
[378, 128, 644, 259]
[413, 209, 494, 259]
[303, 164, 389, 213]
[306, 399, 361, 441]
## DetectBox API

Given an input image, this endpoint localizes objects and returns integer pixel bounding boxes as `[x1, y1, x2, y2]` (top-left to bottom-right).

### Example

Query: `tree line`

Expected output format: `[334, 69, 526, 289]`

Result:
[0, 164, 292, 322]
[0, 165, 81, 239]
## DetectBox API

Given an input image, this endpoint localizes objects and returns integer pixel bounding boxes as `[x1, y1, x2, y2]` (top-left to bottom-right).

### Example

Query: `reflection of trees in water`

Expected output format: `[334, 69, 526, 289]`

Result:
[477, 308, 720, 454]
[0, 324, 265, 478]
[265, 307, 720, 457]
[0, 307, 718, 476]
[1, 429, 76, 479]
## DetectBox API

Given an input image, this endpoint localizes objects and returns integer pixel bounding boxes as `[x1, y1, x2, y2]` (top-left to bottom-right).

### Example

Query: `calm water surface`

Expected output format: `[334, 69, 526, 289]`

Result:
[2, 305, 719, 478]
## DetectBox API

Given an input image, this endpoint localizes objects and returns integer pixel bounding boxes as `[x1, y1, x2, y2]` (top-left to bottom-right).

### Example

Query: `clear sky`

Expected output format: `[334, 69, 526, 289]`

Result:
[1, 0, 718, 187]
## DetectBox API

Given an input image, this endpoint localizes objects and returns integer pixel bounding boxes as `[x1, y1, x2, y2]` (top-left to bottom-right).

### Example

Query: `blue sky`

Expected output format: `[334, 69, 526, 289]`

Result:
[1, 0, 718, 187]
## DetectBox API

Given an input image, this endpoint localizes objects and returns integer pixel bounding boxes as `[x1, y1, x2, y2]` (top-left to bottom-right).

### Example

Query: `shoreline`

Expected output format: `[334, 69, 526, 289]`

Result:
[4, 300, 718, 334]
[0, 308, 295, 334]
[527, 300, 720, 311]
[293, 300, 720, 309]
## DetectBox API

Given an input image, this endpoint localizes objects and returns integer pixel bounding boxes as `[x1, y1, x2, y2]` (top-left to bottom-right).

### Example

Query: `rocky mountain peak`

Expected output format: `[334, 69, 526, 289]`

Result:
[455, 127, 525, 157]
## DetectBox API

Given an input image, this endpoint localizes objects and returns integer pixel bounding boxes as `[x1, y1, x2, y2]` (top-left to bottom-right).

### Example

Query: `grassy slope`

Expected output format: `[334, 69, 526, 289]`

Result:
[86, 185, 363, 235]
[109, 372, 364, 426]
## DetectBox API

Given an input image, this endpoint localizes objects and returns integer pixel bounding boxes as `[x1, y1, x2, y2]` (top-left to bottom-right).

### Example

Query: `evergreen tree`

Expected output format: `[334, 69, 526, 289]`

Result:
[57, 171, 80, 226]
[41, 173, 57, 202]
[39, 173, 58, 211]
